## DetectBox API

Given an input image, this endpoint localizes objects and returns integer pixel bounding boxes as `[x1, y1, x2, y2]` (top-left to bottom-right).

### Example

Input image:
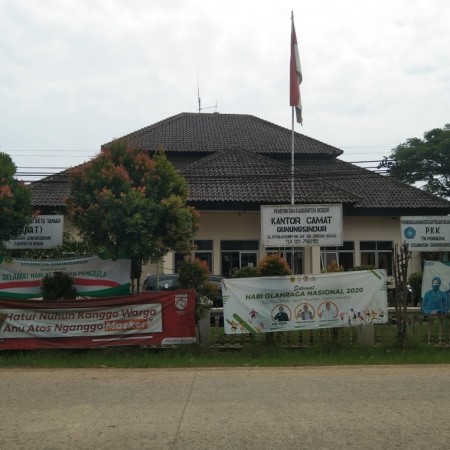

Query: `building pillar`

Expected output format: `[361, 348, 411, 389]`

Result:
[311, 246, 321, 274]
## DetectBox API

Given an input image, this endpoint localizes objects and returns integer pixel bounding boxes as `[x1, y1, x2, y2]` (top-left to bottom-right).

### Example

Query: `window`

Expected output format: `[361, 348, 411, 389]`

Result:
[194, 240, 213, 272]
[266, 248, 303, 274]
[174, 240, 213, 273]
[221, 240, 258, 277]
[321, 242, 354, 272]
[360, 241, 392, 275]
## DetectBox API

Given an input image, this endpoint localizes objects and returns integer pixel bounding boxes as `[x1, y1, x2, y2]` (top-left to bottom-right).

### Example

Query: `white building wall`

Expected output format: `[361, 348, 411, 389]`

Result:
[142, 211, 423, 278]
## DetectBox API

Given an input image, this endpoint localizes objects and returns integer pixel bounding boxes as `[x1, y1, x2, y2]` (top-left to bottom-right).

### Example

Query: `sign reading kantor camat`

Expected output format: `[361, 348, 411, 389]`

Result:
[261, 204, 343, 247]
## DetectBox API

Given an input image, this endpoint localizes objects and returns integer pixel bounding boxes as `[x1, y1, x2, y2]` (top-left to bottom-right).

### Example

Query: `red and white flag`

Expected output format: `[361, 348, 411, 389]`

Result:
[290, 14, 303, 125]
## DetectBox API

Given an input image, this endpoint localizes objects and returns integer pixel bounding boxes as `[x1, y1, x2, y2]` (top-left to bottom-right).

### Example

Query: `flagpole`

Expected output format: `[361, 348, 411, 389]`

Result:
[290, 10, 300, 207]
[291, 106, 295, 206]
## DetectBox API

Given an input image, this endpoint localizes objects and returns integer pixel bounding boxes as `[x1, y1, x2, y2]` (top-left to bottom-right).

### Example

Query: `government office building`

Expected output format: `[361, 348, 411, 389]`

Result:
[30, 113, 450, 282]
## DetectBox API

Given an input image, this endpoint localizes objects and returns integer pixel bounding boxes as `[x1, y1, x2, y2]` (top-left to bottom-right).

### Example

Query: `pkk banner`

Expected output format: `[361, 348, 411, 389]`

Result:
[421, 261, 450, 314]
[0, 256, 131, 298]
[222, 270, 388, 334]
[0, 290, 196, 349]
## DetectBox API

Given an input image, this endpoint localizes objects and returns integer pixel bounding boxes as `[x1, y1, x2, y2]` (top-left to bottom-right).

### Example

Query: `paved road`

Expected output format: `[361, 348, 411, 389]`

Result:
[1, 365, 450, 450]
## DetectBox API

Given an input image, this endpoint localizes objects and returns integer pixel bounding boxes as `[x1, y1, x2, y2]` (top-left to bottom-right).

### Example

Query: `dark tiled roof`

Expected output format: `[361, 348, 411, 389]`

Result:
[182, 149, 360, 204]
[28, 113, 450, 215]
[295, 159, 450, 211]
[30, 170, 70, 208]
[103, 112, 342, 158]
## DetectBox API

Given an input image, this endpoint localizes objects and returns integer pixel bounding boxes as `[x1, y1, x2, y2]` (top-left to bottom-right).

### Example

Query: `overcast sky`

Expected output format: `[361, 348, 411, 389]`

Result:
[1, 0, 449, 181]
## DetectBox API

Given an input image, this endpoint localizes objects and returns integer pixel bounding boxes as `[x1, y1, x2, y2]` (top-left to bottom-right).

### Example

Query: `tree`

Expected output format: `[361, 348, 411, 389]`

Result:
[379, 124, 450, 198]
[0, 153, 33, 247]
[66, 141, 198, 292]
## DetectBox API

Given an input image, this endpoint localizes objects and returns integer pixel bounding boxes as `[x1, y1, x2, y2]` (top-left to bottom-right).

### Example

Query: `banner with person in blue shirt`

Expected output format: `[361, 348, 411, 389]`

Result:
[421, 261, 450, 314]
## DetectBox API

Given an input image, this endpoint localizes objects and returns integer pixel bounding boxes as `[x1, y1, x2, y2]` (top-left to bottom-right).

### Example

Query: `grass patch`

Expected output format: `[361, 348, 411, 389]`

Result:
[1, 341, 449, 369]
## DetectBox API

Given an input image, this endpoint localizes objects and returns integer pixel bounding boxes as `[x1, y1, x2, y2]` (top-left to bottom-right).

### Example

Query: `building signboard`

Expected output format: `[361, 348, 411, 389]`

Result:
[261, 204, 343, 247]
[5, 215, 64, 249]
[400, 216, 450, 252]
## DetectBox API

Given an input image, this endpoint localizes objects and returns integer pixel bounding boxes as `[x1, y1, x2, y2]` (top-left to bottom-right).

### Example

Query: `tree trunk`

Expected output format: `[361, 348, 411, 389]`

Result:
[130, 255, 143, 294]
[392, 243, 410, 346]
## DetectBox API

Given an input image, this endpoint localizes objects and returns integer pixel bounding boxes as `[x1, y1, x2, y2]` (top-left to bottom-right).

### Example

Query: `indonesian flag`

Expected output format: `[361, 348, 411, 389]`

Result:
[290, 15, 303, 125]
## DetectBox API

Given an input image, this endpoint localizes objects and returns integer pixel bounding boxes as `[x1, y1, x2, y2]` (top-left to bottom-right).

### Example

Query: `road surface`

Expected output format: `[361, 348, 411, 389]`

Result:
[1, 365, 449, 449]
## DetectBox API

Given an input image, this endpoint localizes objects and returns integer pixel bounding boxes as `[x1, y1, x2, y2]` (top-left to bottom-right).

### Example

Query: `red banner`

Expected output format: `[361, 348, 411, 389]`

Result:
[0, 290, 196, 350]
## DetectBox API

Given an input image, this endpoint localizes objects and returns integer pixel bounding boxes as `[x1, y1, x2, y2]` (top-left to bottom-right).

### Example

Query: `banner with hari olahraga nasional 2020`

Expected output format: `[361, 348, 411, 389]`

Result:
[222, 270, 388, 334]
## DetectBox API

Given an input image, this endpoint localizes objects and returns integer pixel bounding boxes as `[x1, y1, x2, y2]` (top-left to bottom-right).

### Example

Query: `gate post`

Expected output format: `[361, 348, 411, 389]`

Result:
[198, 310, 211, 347]
[357, 324, 374, 346]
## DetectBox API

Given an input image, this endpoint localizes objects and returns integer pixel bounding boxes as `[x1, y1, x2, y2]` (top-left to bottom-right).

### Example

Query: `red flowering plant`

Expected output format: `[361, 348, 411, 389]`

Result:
[66, 141, 198, 292]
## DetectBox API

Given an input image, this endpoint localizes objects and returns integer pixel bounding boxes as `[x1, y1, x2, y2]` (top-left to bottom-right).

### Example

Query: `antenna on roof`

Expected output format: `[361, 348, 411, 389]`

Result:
[197, 73, 201, 113]
[197, 73, 218, 113]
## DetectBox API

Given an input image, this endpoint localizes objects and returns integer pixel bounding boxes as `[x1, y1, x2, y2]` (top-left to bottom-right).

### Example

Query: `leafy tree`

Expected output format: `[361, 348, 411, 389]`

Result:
[66, 141, 198, 292]
[379, 124, 450, 198]
[0, 153, 33, 247]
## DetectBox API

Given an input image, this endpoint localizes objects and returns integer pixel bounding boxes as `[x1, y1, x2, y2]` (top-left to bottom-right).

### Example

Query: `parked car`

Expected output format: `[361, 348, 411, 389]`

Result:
[142, 274, 180, 292]
[142, 274, 224, 307]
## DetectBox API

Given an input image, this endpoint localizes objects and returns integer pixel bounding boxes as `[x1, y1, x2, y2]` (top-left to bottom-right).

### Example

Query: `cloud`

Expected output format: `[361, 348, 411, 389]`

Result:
[0, 0, 449, 175]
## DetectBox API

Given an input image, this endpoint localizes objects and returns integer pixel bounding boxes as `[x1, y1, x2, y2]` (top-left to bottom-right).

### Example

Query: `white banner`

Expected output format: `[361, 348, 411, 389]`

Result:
[222, 270, 388, 334]
[421, 261, 450, 314]
[401, 216, 450, 252]
[0, 256, 131, 298]
[5, 215, 64, 249]
[0, 303, 162, 339]
[261, 204, 342, 247]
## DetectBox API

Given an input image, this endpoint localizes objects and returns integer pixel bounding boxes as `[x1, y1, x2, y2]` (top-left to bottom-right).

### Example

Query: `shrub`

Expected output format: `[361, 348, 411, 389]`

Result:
[40, 272, 77, 300]
[178, 259, 216, 321]
[326, 259, 344, 272]
[231, 254, 291, 278]
[350, 265, 376, 271]
[232, 265, 259, 278]
[258, 254, 291, 276]
[408, 272, 423, 304]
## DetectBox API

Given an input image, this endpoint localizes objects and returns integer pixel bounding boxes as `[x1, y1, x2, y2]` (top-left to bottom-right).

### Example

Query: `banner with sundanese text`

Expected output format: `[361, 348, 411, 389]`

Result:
[222, 270, 388, 334]
[0, 256, 131, 298]
[0, 290, 196, 349]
